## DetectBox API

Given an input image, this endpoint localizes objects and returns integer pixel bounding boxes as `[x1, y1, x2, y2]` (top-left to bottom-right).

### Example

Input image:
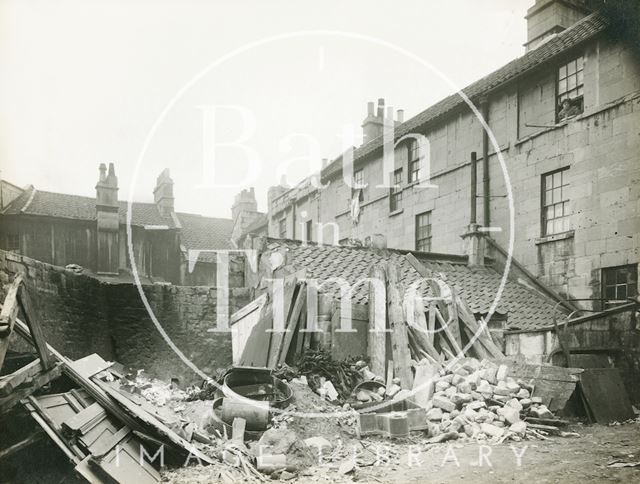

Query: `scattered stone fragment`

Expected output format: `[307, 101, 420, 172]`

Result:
[426, 407, 444, 421]
[531, 396, 543, 404]
[496, 365, 509, 382]
[480, 422, 504, 438]
[497, 406, 520, 425]
[435, 380, 450, 392]
[509, 421, 527, 437]
[516, 388, 531, 399]
[531, 404, 554, 419]
[432, 395, 456, 413]
[506, 398, 523, 412]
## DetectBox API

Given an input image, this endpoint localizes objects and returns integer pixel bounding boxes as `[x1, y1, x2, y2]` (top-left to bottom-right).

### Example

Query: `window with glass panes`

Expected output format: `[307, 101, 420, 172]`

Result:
[279, 218, 287, 238]
[353, 168, 365, 201]
[408, 139, 421, 183]
[415, 211, 432, 252]
[389, 169, 403, 212]
[602, 265, 638, 308]
[542, 168, 570, 235]
[557, 56, 584, 118]
[5, 233, 19, 252]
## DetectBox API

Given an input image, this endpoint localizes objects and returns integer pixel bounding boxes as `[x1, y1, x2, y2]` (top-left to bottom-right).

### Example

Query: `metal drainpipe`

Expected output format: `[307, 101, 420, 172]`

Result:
[481, 97, 490, 228]
[470, 152, 478, 225]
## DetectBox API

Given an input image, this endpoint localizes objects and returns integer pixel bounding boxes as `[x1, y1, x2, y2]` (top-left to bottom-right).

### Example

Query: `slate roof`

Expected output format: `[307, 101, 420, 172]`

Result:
[322, 12, 608, 179]
[2, 187, 234, 255]
[267, 238, 566, 331]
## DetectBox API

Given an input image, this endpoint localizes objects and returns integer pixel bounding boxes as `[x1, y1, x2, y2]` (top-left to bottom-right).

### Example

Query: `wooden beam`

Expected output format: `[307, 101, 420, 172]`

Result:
[277, 283, 307, 365]
[17, 284, 52, 370]
[0, 363, 62, 414]
[386, 262, 413, 389]
[367, 264, 387, 378]
[0, 275, 23, 371]
[0, 358, 43, 396]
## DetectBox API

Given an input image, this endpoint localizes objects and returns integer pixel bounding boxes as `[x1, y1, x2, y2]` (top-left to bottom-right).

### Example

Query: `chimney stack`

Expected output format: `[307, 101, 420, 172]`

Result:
[153, 169, 174, 216]
[361, 98, 404, 145]
[231, 187, 258, 222]
[95, 163, 119, 274]
[525, 0, 591, 51]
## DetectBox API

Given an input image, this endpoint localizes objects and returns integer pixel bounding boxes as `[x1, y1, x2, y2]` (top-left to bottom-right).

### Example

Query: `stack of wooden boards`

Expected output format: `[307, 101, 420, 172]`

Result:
[0, 275, 216, 483]
[231, 273, 309, 368]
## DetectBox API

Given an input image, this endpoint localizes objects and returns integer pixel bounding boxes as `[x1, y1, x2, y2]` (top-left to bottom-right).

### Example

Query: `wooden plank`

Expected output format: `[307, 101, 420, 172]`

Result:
[29, 411, 81, 464]
[0, 430, 43, 461]
[13, 317, 145, 433]
[92, 377, 216, 465]
[426, 302, 436, 345]
[455, 294, 504, 358]
[239, 304, 273, 367]
[386, 262, 413, 389]
[0, 363, 62, 414]
[433, 307, 464, 358]
[67, 354, 113, 380]
[267, 276, 297, 368]
[89, 425, 131, 458]
[368, 264, 387, 378]
[63, 402, 106, 435]
[17, 283, 52, 370]
[277, 282, 307, 365]
[444, 292, 463, 351]
[230, 294, 268, 364]
[0, 358, 42, 396]
[579, 368, 634, 423]
[0, 275, 23, 370]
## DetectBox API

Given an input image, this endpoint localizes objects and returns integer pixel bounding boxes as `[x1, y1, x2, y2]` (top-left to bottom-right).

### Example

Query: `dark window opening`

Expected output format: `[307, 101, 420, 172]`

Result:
[5, 233, 19, 253]
[557, 56, 584, 121]
[390, 168, 403, 212]
[542, 168, 570, 236]
[408, 139, 421, 183]
[602, 264, 638, 308]
[279, 218, 287, 238]
[305, 220, 313, 243]
[415, 211, 432, 252]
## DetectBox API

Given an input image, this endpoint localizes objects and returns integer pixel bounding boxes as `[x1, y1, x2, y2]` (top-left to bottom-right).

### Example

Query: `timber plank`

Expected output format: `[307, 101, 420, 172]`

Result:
[0, 363, 62, 414]
[386, 262, 413, 389]
[367, 264, 387, 378]
[17, 284, 52, 370]
[0, 275, 23, 370]
[0, 358, 42, 396]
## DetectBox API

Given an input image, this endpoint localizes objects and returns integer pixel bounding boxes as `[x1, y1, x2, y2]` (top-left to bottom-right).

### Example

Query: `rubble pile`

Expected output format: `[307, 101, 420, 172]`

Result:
[409, 357, 570, 443]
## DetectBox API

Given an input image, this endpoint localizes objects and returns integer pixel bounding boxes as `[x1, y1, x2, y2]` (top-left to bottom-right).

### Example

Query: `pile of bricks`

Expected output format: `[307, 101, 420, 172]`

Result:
[356, 357, 564, 442]
[420, 357, 557, 441]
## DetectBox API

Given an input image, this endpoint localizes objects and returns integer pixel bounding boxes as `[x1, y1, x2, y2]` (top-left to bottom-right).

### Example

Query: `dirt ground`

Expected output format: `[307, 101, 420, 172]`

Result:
[294, 421, 640, 483]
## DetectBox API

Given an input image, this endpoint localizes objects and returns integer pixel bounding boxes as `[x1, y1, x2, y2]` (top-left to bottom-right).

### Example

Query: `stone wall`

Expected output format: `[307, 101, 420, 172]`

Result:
[0, 250, 251, 384]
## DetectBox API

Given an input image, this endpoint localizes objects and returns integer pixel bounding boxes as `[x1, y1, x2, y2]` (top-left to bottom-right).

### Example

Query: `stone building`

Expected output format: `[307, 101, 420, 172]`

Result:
[0, 163, 237, 286]
[240, 1, 640, 311]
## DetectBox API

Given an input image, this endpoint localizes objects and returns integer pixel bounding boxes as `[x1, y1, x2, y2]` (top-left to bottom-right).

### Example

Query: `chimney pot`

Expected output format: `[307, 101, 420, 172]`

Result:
[397, 109, 404, 123]
[367, 101, 375, 116]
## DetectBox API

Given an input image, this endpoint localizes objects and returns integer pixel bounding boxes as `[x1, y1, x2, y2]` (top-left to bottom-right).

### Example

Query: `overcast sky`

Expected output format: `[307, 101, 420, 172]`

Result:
[0, 0, 532, 218]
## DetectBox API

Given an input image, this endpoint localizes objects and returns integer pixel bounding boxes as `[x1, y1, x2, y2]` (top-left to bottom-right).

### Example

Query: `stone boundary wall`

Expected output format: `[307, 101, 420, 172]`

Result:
[0, 250, 251, 383]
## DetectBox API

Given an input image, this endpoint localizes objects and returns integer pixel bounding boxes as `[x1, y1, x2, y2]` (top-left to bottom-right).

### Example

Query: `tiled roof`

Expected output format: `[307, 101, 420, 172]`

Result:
[322, 12, 608, 179]
[176, 212, 234, 255]
[2, 187, 177, 227]
[2, 187, 235, 255]
[267, 239, 567, 331]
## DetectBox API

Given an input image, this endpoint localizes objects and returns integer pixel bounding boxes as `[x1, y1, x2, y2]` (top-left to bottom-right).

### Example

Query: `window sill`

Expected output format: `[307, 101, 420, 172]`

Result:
[389, 208, 404, 217]
[534, 230, 575, 245]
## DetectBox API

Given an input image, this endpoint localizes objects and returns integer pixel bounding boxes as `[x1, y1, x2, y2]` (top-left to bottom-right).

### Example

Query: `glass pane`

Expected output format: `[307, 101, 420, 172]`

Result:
[568, 75, 577, 90]
[568, 60, 576, 75]
[553, 171, 562, 187]
[561, 217, 570, 232]
[617, 270, 627, 283]
[546, 220, 553, 235]
[558, 78, 567, 93]
[559, 65, 567, 79]
[554, 219, 562, 234]
[555, 204, 563, 218]
[576, 56, 583, 71]
[577, 70, 584, 85]
[553, 187, 562, 203]
[606, 286, 616, 299]
[616, 285, 626, 300]
[577, 86, 584, 96]
[546, 206, 554, 220]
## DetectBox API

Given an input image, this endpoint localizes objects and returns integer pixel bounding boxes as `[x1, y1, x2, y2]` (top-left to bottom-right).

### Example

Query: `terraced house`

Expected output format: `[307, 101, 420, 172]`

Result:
[241, 0, 640, 312]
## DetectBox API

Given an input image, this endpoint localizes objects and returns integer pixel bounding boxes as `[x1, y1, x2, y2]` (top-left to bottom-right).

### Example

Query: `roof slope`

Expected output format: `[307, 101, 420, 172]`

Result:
[267, 239, 565, 331]
[2, 187, 234, 253]
[176, 212, 234, 252]
[323, 12, 608, 179]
